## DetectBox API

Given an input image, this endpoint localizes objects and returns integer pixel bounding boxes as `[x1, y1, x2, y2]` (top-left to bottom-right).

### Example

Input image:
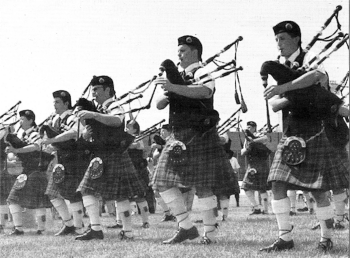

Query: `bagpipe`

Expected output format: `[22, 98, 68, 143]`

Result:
[260, 5, 348, 147]
[73, 97, 135, 154]
[261, 6, 346, 118]
[5, 129, 54, 172]
[159, 56, 243, 132]
[0, 101, 21, 122]
[217, 107, 242, 135]
[243, 129, 271, 160]
[133, 119, 165, 143]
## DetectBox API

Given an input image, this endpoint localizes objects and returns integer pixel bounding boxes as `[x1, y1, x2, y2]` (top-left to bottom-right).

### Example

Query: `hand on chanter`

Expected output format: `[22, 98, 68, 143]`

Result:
[82, 125, 93, 140]
[154, 77, 175, 92]
[76, 110, 96, 120]
[264, 84, 286, 99]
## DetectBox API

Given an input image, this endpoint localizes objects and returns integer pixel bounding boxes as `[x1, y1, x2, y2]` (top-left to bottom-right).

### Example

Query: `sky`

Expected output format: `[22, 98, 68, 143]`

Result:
[0, 0, 349, 132]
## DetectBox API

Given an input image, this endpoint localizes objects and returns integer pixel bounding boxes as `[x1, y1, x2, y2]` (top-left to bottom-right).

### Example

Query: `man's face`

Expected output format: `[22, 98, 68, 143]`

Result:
[92, 85, 109, 104]
[125, 122, 136, 135]
[275, 32, 300, 58]
[247, 125, 256, 134]
[178, 44, 198, 69]
[160, 128, 170, 139]
[20, 116, 32, 130]
[54, 97, 68, 115]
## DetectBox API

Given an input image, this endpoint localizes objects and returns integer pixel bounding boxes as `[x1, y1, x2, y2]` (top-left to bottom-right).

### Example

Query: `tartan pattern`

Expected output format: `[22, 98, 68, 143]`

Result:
[45, 151, 90, 202]
[268, 128, 349, 191]
[77, 151, 147, 200]
[241, 157, 271, 191]
[152, 127, 240, 195]
[0, 171, 17, 204]
[7, 170, 52, 209]
[45, 156, 61, 199]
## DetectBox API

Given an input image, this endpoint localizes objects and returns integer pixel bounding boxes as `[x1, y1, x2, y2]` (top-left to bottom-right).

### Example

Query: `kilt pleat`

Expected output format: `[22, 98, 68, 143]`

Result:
[268, 128, 349, 191]
[77, 151, 147, 200]
[7, 170, 52, 209]
[241, 158, 271, 191]
[0, 171, 17, 204]
[46, 151, 91, 202]
[152, 128, 240, 195]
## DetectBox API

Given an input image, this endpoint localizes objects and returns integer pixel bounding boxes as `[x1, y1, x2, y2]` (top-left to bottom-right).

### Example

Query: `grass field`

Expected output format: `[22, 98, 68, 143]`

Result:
[0, 192, 348, 258]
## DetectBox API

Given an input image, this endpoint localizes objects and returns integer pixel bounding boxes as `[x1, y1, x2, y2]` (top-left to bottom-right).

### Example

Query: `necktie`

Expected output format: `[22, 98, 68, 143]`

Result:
[284, 60, 291, 68]
[180, 70, 186, 79]
[54, 117, 61, 129]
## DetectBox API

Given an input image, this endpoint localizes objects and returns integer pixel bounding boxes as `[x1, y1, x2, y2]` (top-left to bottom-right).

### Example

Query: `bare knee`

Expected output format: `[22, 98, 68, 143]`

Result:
[311, 191, 331, 207]
[271, 181, 288, 200]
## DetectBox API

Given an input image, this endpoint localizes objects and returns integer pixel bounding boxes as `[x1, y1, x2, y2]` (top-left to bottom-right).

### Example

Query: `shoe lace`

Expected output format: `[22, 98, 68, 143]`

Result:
[318, 238, 333, 251]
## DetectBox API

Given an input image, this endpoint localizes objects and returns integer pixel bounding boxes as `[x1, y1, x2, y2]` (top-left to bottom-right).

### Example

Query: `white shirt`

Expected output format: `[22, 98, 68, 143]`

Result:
[279, 48, 327, 88]
[102, 97, 125, 122]
[230, 157, 240, 170]
[184, 62, 215, 93]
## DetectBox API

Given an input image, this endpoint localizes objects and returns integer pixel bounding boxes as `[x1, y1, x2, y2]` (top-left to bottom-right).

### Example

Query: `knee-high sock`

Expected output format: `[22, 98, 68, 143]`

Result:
[333, 192, 347, 223]
[198, 196, 218, 240]
[82, 195, 101, 231]
[0, 205, 9, 226]
[155, 197, 171, 215]
[271, 198, 292, 241]
[303, 192, 315, 210]
[35, 208, 46, 231]
[137, 200, 149, 223]
[116, 200, 132, 236]
[245, 190, 258, 209]
[315, 205, 333, 241]
[115, 204, 122, 224]
[160, 187, 192, 230]
[69, 201, 84, 228]
[51, 198, 73, 227]
[183, 188, 195, 212]
[219, 199, 229, 218]
[287, 190, 296, 212]
[261, 192, 268, 213]
[9, 204, 23, 231]
[105, 200, 116, 215]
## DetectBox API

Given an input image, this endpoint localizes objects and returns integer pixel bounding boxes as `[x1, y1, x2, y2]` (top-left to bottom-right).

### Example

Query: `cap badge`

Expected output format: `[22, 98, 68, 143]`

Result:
[99, 78, 105, 84]
[186, 37, 192, 43]
[285, 23, 293, 31]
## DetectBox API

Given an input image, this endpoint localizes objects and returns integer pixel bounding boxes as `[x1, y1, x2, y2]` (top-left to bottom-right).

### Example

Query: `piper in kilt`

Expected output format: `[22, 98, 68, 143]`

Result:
[0, 130, 17, 233]
[217, 132, 241, 221]
[153, 35, 239, 244]
[42, 90, 89, 236]
[125, 119, 151, 228]
[149, 124, 176, 223]
[75, 75, 147, 241]
[260, 21, 349, 253]
[6, 110, 54, 235]
[241, 121, 271, 215]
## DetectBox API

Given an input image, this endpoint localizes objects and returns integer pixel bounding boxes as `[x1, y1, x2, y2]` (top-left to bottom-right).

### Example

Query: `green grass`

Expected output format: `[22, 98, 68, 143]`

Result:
[0, 194, 348, 258]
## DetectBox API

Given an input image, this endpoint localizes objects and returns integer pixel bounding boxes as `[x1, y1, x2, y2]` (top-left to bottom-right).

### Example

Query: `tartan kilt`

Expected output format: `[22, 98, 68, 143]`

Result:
[0, 171, 17, 204]
[45, 155, 61, 199]
[241, 158, 271, 191]
[137, 166, 150, 186]
[219, 170, 241, 197]
[46, 151, 90, 202]
[152, 127, 239, 196]
[7, 170, 52, 209]
[268, 125, 349, 191]
[77, 150, 147, 200]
